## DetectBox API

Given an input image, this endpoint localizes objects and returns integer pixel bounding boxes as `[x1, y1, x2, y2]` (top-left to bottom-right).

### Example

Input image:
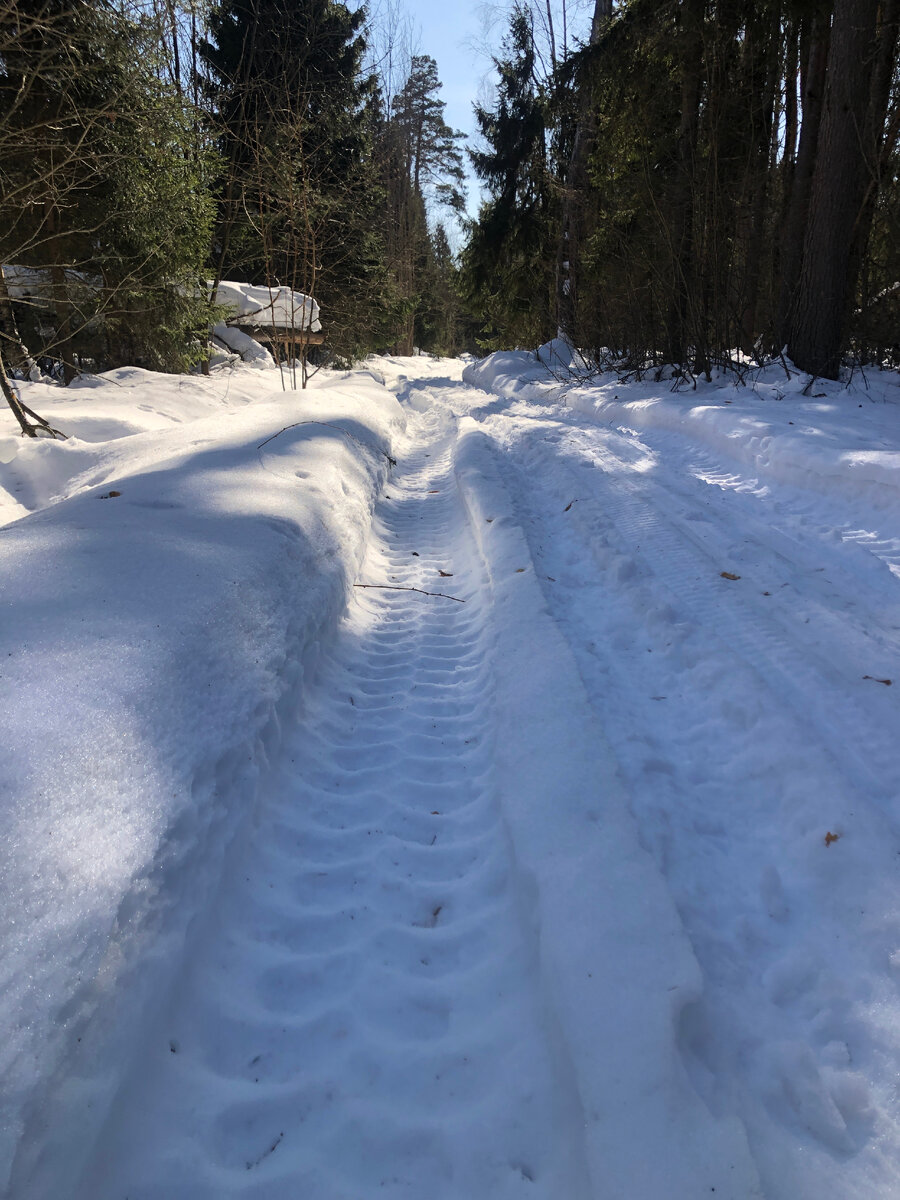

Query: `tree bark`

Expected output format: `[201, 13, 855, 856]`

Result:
[556, 0, 610, 344]
[739, 7, 781, 352]
[775, 11, 830, 350]
[0, 267, 38, 380]
[846, 0, 900, 346]
[787, 0, 882, 378]
[0, 350, 35, 435]
[666, 0, 705, 369]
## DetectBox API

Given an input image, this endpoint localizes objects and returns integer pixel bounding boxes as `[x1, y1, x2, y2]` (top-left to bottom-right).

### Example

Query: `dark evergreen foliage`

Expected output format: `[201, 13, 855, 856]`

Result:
[461, 10, 557, 349]
[0, 0, 216, 378]
[463, 0, 900, 380]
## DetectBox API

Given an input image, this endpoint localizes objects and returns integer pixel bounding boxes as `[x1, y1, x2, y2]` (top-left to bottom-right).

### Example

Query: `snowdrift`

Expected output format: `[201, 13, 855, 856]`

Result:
[0, 364, 402, 1193]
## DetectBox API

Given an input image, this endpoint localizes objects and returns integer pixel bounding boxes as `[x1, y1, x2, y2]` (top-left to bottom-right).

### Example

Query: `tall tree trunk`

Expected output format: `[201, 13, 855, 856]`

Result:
[846, 0, 900, 348]
[556, 0, 610, 343]
[775, 11, 830, 350]
[739, 7, 781, 352]
[667, 0, 705, 369]
[787, 0, 881, 378]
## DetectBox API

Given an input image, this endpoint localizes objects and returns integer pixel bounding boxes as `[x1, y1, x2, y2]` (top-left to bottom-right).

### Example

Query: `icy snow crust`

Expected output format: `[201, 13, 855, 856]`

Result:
[2, 350, 900, 1198]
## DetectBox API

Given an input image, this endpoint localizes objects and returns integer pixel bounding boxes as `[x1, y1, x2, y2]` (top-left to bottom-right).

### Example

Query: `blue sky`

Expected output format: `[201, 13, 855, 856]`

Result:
[404, 0, 488, 143]
[401, 0, 494, 223]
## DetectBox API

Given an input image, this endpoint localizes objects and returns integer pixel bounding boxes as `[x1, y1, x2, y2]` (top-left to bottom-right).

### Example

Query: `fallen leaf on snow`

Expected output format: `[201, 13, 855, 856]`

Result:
[863, 675, 892, 686]
[438, 570, 453, 577]
[428, 489, 440, 494]
[824, 831, 841, 847]
[515, 568, 526, 573]
[721, 571, 741, 580]
[98, 490, 121, 499]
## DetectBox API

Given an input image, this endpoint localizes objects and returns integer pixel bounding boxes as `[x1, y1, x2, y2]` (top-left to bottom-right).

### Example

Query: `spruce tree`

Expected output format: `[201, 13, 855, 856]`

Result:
[199, 0, 391, 365]
[0, 0, 216, 385]
[462, 10, 557, 349]
[380, 54, 465, 354]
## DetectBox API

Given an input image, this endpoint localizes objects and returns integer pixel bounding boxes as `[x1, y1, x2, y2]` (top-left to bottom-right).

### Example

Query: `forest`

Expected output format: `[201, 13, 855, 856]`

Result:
[1, 0, 898, 430]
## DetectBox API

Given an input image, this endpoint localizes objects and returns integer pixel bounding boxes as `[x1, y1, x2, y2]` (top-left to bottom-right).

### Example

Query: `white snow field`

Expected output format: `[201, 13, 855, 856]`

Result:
[2, 349, 900, 1199]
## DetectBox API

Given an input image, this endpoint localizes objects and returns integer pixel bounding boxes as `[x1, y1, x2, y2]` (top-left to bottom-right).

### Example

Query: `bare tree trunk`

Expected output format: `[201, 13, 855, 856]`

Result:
[739, 8, 781, 352]
[556, 0, 610, 343]
[788, 0, 882, 377]
[667, 0, 705, 369]
[775, 11, 830, 350]
[0, 267, 38, 380]
[44, 204, 78, 383]
[0, 350, 35, 435]
[0, 349, 65, 437]
[846, 0, 900, 349]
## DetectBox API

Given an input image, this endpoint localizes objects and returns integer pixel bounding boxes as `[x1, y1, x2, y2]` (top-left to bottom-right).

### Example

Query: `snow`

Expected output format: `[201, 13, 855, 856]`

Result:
[0, 363, 402, 1193]
[2, 348, 900, 1198]
[214, 280, 321, 332]
[210, 321, 275, 366]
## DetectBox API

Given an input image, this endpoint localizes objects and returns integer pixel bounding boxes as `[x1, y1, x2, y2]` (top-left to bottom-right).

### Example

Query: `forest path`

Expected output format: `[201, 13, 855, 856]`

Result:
[72, 352, 900, 1200]
[448, 365, 900, 1200]
[73, 384, 595, 1200]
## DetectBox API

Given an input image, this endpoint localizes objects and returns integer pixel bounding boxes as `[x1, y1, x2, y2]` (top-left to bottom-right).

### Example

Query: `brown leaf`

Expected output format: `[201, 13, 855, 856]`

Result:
[438, 570, 453, 577]
[428, 489, 440, 493]
[721, 571, 741, 581]
[486, 518, 494, 523]
[98, 490, 121, 499]
[515, 568, 525, 573]
[824, 831, 840, 847]
[863, 675, 892, 686]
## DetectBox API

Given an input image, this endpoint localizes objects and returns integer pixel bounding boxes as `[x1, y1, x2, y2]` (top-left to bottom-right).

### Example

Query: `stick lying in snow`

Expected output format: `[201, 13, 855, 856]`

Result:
[258, 421, 397, 467]
[354, 583, 465, 603]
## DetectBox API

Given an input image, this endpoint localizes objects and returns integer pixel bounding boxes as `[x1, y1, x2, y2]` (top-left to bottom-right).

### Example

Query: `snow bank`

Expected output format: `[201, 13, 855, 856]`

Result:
[0, 364, 402, 1195]
[464, 349, 900, 509]
[214, 280, 321, 332]
[210, 321, 274, 366]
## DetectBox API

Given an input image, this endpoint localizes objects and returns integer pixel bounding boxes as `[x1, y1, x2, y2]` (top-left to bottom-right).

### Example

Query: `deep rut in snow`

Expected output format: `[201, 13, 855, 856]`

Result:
[75, 396, 590, 1200]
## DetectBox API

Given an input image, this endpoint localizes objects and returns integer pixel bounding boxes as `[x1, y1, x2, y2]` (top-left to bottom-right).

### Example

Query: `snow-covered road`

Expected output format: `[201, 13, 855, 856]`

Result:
[4, 354, 900, 1198]
[73, 385, 597, 1198]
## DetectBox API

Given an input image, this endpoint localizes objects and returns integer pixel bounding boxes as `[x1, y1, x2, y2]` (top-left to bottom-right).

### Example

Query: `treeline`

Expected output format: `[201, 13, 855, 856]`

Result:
[0, 0, 469, 422]
[463, 0, 900, 380]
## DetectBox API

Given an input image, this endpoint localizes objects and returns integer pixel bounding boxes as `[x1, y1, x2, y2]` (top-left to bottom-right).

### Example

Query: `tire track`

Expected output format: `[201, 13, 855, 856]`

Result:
[74, 395, 591, 1200]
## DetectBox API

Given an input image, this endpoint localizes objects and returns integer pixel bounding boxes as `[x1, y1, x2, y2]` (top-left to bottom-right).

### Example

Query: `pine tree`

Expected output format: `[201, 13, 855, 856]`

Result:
[462, 10, 557, 349]
[381, 54, 466, 354]
[200, 0, 392, 366]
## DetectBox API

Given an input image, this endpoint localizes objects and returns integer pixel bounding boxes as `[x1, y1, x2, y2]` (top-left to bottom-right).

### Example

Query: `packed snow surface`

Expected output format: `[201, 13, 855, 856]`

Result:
[2, 348, 900, 1199]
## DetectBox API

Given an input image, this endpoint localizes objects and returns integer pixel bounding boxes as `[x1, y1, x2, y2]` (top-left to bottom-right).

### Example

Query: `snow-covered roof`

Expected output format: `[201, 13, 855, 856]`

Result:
[2, 270, 322, 336]
[2, 264, 90, 300]
[214, 281, 321, 333]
